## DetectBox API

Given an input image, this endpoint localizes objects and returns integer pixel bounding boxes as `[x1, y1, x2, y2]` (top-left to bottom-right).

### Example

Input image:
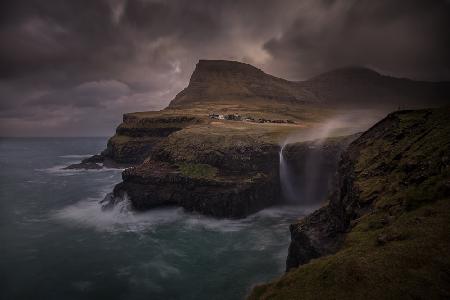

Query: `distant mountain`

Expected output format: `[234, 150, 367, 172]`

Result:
[168, 60, 449, 109]
[300, 66, 450, 108]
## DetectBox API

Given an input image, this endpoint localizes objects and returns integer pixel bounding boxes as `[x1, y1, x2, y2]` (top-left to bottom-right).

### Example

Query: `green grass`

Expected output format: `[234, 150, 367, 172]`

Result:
[249, 198, 450, 300]
[248, 108, 450, 299]
[177, 162, 218, 179]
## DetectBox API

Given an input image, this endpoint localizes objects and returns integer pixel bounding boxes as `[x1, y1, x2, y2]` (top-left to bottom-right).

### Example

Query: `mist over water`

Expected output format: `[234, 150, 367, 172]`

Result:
[0, 138, 312, 300]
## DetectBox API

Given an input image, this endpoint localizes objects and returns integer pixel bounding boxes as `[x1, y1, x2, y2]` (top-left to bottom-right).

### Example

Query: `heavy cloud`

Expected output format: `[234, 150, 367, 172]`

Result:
[0, 0, 448, 136]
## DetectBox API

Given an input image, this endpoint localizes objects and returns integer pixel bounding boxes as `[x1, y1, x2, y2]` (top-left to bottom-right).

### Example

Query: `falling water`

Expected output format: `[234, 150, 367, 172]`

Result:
[279, 143, 298, 203]
[278, 113, 374, 205]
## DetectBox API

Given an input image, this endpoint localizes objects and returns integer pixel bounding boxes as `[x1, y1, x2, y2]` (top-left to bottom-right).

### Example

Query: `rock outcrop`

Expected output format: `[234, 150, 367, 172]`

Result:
[105, 121, 283, 218]
[111, 160, 280, 218]
[66, 113, 203, 169]
[249, 108, 450, 299]
[101, 114, 202, 164]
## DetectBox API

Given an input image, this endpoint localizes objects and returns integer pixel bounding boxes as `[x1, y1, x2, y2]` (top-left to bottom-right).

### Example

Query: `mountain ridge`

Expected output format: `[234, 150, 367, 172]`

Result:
[169, 60, 449, 109]
[169, 60, 316, 107]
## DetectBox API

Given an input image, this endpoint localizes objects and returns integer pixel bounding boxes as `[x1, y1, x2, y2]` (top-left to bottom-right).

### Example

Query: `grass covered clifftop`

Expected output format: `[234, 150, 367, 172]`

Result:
[100, 102, 341, 165]
[249, 108, 450, 299]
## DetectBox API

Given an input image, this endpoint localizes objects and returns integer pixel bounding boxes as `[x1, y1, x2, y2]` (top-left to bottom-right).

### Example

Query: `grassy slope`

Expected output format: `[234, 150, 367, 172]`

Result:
[106, 103, 336, 163]
[176, 162, 218, 179]
[249, 108, 450, 299]
[117, 102, 381, 151]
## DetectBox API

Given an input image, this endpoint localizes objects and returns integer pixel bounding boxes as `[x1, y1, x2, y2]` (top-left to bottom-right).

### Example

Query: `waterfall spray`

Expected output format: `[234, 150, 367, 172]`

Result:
[279, 143, 298, 203]
[278, 115, 363, 205]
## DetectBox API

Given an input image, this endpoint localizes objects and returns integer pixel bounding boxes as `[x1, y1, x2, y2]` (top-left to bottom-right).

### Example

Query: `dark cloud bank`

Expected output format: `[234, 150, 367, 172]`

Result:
[0, 0, 449, 136]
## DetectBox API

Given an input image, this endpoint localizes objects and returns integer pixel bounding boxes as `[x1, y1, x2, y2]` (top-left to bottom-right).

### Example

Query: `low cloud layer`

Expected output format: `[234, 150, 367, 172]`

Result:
[1, 0, 449, 136]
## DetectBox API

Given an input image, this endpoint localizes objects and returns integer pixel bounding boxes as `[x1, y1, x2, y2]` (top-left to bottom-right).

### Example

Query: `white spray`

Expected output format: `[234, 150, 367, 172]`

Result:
[279, 109, 384, 204]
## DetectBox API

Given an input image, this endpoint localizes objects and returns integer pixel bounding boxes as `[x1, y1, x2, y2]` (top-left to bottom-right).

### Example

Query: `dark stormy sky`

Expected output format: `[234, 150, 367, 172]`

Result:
[1, 0, 449, 136]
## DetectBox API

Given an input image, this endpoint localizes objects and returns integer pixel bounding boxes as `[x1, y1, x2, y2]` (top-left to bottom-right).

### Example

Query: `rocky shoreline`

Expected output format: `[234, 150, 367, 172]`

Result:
[94, 134, 355, 218]
[68, 118, 355, 218]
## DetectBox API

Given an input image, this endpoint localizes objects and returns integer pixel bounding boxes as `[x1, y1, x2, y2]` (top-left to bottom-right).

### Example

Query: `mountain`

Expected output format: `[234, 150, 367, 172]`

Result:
[301, 66, 450, 108]
[169, 60, 449, 109]
[169, 60, 317, 107]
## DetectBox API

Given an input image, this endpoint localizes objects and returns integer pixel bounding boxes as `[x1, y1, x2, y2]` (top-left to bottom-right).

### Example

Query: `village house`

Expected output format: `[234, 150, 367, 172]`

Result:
[209, 113, 225, 120]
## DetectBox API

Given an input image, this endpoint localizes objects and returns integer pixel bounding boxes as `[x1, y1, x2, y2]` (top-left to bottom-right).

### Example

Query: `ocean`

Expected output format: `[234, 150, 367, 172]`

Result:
[0, 137, 311, 300]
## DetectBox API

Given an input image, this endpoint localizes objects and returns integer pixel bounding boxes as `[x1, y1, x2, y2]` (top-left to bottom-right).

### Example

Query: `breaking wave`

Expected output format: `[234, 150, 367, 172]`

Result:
[53, 193, 311, 234]
[59, 154, 94, 158]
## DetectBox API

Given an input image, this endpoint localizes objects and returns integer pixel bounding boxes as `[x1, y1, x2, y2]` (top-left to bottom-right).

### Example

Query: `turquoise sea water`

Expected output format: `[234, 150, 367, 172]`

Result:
[0, 138, 311, 300]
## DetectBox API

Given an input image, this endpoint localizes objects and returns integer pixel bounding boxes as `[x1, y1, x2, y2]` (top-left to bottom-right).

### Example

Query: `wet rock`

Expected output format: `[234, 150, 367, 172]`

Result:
[100, 192, 120, 210]
[64, 162, 102, 170]
[112, 160, 280, 218]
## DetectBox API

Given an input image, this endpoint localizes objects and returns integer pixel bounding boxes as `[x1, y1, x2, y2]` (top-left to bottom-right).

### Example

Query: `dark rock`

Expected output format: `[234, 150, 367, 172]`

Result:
[81, 154, 104, 164]
[65, 155, 133, 170]
[64, 162, 102, 170]
[100, 192, 121, 210]
[285, 206, 346, 271]
[112, 160, 280, 218]
[286, 221, 321, 270]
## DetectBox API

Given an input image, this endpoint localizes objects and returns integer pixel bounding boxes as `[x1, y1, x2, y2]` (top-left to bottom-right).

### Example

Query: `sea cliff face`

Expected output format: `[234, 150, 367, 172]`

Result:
[107, 130, 353, 218]
[103, 114, 285, 217]
[102, 113, 203, 164]
[249, 108, 450, 299]
[112, 159, 280, 218]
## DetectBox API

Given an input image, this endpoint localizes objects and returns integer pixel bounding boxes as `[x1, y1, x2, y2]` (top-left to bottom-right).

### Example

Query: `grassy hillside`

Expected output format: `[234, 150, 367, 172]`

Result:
[249, 108, 450, 299]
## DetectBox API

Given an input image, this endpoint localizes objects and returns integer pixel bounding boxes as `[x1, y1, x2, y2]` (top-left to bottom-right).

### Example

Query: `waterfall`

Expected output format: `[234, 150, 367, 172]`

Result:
[279, 144, 298, 203]
[278, 112, 382, 205]
[278, 117, 350, 204]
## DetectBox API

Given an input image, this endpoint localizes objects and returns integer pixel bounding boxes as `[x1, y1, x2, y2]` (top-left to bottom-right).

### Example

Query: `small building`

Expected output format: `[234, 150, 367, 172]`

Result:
[209, 113, 225, 120]
[225, 114, 242, 121]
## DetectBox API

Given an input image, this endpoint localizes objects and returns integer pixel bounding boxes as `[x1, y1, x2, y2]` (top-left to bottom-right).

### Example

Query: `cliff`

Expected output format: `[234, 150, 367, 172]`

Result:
[249, 108, 450, 299]
[110, 128, 282, 218]
[106, 125, 357, 218]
